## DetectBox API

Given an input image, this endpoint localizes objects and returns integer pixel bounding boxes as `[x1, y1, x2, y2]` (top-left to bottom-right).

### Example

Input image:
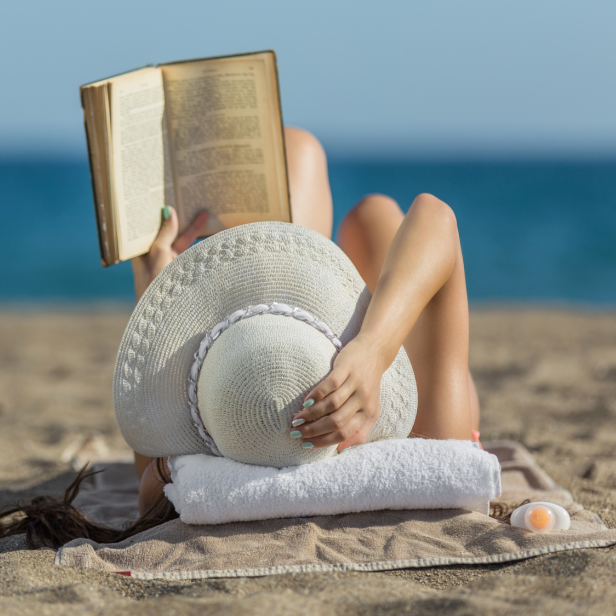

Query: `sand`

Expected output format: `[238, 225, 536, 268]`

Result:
[1, 306, 616, 615]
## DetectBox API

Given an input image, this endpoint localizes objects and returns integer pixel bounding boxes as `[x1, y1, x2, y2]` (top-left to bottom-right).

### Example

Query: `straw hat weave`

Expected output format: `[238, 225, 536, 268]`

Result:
[113, 222, 417, 467]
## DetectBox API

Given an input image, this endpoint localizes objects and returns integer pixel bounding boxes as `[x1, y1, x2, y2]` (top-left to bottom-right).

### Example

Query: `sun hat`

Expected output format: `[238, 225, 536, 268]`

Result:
[113, 221, 418, 468]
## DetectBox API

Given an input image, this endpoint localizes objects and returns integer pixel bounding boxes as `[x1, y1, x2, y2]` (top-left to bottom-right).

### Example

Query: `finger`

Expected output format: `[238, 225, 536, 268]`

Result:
[300, 410, 367, 449]
[336, 414, 378, 452]
[292, 394, 361, 440]
[172, 210, 209, 254]
[295, 366, 350, 421]
[153, 206, 179, 249]
[293, 377, 355, 425]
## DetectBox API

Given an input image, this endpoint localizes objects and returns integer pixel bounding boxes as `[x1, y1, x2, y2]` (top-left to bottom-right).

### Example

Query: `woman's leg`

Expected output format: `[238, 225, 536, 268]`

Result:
[338, 193, 479, 437]
[285, 127, 333, 238]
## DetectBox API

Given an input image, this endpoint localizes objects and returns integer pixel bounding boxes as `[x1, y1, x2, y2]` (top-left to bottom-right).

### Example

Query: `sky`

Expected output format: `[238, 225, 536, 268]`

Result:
[1, 0, 616, 158]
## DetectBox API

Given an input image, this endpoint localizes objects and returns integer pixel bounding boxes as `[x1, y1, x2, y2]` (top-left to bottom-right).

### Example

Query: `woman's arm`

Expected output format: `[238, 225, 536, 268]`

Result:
[132, 206, 209, 303]
[290, 194, 472, 449]
[138, 457, 168, 515]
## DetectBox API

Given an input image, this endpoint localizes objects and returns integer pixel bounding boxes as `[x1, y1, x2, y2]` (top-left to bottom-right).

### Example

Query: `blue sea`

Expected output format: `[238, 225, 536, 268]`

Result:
[1, 156, 616, 305]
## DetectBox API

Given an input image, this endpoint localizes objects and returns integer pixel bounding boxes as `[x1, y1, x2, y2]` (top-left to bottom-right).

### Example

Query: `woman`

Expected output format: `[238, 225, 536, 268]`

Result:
[134, 127, 480, 515]
[1, 127, 484, 547]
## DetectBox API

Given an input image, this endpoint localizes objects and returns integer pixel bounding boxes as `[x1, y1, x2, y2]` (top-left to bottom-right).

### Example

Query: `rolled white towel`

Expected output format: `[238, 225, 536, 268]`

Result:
[165, 438, 502, 525]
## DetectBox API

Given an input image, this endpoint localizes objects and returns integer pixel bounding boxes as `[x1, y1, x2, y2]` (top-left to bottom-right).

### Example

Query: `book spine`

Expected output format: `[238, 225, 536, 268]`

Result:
[82, 88, 111, 266]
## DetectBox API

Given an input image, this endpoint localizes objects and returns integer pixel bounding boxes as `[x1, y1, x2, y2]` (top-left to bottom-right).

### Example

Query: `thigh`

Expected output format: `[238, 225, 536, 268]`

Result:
[285, 127, 333, 238]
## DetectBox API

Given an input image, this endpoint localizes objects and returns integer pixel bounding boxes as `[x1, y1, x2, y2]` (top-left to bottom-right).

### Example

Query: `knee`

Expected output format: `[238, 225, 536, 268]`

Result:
[348, 193, 401, 222]
[284, 127, 327, 167]
[411, 193, 458, 234]
[338, 194, 402, 248]
[340, 194, 402, 238]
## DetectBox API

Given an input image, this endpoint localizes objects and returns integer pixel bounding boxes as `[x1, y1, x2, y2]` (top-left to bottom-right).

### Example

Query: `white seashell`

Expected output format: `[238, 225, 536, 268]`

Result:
[510, 501, 570, 532]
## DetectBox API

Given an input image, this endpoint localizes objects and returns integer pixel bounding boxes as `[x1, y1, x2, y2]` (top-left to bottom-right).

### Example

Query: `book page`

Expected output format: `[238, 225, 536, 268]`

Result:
[109, 67, 168, 260]
[161, 52, 290, 235]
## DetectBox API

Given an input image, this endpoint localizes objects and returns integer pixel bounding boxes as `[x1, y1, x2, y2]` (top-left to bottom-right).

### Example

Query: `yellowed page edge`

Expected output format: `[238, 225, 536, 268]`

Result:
[109, 67, 166, 261]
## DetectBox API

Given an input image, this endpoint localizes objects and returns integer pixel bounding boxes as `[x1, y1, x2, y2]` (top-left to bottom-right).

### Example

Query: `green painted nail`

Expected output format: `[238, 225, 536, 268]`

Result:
[303, 398, 314, 408]
[301, 442, 314, 449]
[290, 430, 302, 439]
[338, 447, 351, 454]
[162, 205, 171, 220]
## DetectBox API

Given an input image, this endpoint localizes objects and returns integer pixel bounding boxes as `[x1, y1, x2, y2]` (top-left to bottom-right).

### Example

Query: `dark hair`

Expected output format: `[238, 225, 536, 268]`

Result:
[1, 460, 521, 550]
[0, 459, 178, 550]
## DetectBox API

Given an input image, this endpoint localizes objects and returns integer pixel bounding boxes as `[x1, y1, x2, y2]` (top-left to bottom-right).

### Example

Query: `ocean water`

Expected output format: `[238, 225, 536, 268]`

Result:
[1, 157, 615, 304]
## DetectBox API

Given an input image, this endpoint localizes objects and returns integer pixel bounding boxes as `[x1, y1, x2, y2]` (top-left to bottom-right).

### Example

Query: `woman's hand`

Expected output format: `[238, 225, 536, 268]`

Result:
[290, 334, 389, 452]
[131, 207, 209, 302]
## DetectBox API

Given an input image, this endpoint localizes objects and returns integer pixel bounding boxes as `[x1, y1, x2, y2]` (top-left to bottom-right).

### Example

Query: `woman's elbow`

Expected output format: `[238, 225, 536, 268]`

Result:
[410, 193, 458, 235]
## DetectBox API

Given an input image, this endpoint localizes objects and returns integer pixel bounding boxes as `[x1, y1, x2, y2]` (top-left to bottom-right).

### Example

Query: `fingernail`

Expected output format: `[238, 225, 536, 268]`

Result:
[162, 205, 171, 220]
[290, 430, 302, 439]
[301, 442, 314, 449]
[292, 418, 305, 427]
[303, 398, 314, 409]
[338, 447, 351, 454]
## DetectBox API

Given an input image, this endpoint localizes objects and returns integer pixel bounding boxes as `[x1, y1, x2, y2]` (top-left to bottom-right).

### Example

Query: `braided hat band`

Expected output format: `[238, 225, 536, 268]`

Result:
[187, 302, 343, 456]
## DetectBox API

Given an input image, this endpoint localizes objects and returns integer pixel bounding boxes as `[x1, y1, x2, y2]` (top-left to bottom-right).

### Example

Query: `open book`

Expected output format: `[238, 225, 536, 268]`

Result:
[80, 51, 291, 266]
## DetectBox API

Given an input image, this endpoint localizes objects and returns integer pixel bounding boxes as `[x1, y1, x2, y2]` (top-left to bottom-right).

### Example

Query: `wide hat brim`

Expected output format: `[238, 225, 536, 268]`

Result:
[113, 222, 417, 459]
